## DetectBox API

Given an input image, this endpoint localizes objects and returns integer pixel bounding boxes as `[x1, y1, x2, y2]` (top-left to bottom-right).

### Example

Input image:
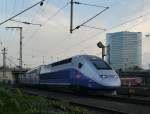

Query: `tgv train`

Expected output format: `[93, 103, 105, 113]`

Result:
[18, 55, 121, 94]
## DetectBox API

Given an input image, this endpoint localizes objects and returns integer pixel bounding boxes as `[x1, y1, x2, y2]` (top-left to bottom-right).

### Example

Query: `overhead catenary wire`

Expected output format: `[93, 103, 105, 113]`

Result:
[3, 0, 148, 66]
[68, 13, 141, 42]
[6, 56, 18, 67]
[0, 0, 45, 26]
[3, 0, 48, 58]
[52, 11, 150, 57]
[5, 0, 24, 59]
[107, 12, 150, 31]
[74, 1, 108, 8]
[78, 15, 150, 55]
[72, 6, 109, 32]
[81, 25, 106, 31]
[79, 11, 150, 41]
[10, 19, 42, 26]
[125, 16, 150, 30]
[23, 2, 69, 47]
[78, 7, 109, 27]
[21, 0, 108, 58]
[22, 1, 46, 37]
[7, 56, 30, 67]
[26, 0, 132, 61]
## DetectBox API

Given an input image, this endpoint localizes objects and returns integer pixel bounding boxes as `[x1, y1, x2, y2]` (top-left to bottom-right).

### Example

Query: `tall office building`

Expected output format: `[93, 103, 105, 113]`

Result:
[106, 31, 142, 70]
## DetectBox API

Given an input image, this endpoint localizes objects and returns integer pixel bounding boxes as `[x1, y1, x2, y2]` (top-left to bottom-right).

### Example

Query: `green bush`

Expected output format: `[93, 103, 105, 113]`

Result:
[0, 84, 89, 114]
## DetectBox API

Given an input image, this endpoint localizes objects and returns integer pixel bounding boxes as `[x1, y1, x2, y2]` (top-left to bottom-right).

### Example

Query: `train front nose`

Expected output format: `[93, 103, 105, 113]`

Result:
[97, 70, 121, 88]
[99, 75, 121, 88]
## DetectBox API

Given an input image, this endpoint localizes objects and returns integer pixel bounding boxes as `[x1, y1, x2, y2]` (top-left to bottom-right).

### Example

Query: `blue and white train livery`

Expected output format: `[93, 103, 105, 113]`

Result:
[19, 55, 121, 93]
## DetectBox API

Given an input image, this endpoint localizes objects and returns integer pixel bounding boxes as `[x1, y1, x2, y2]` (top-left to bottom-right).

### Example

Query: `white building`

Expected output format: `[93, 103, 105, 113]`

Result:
[106, 31, 142, 70]
[0, 70, 15, 84]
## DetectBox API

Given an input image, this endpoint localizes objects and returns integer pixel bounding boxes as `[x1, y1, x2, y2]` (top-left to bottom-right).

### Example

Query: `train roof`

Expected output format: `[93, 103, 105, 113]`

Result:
[47, 55, 101, 65]
[26, 54, 102, 73]
[26, 65, 43, 73]
[72, 54, 102, 59]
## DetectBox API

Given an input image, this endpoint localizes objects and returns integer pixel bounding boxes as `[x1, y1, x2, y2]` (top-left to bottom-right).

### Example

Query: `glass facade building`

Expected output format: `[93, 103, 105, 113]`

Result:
[106, 31, 142, 70]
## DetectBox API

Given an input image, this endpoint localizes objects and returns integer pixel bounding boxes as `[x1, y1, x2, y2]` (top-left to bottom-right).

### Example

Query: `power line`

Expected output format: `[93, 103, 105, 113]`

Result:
[70, 2, 106, 33]
[6, 56, 18, 66]
[80, 12, 150, 45]
[107, 12, 150, 31]
[22, 1, 45, 37]
[77, 11, 150, 44]
[26, 0, 119, 57]
[46, 2, 69, 23]
[125, 16, 150, 30]
[24, 0, 148, 60]
[70, 1, 109, 33]
[23, 2, 69, 47]
[0, 0, 45, 26]
[81, 25, 106, 31]
[52, 11, 150, 57]
[4, 0, 48, 58]
[74, 2, 108, 8]
[10, 19, 42, 26]
[74, 7, 109, 30]
[53, 31, 103, 56]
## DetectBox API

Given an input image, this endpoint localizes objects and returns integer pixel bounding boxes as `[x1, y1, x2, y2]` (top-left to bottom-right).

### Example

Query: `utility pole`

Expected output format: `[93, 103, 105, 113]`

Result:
[70, 0, 74, 33]
[42, 56, 45, 65]
[2, 48, 7, 78]
[6, 27, 23, 70]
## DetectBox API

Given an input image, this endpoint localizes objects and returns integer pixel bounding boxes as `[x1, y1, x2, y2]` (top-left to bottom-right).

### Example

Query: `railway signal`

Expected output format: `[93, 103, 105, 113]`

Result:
[97, 41, 106, 60]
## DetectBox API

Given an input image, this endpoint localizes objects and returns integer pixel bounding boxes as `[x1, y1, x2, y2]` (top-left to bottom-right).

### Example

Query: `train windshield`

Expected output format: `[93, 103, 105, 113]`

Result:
[90, 57, 111, 70]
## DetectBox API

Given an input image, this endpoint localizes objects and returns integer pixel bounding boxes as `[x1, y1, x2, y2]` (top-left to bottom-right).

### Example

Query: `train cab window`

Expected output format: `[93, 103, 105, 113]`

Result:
[90, 57, 111, 70]
[78, 63, 83, 68]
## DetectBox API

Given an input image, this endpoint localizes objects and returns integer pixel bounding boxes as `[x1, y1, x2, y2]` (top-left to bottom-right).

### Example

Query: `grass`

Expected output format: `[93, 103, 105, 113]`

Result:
[0, 83, 89, 114]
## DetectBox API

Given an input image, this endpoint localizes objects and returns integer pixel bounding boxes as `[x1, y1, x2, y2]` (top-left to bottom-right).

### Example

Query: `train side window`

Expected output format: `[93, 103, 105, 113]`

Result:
[78, 63, 83, 68]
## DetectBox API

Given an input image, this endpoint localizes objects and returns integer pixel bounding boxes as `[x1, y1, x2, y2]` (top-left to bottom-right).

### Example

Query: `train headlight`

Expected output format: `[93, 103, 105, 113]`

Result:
[114, 75, 118, 78]
[100, 75, 107, 78]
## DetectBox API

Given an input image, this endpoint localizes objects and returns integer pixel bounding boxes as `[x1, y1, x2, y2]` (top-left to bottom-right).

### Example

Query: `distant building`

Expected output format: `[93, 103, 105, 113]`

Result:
[106, 31, 142, 70]
[0, 69, 15, 84]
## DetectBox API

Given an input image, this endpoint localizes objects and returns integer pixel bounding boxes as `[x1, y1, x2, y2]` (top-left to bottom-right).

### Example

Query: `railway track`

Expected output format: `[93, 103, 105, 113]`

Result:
[88, 94, 150, 106]
[20, 88, 150, 114]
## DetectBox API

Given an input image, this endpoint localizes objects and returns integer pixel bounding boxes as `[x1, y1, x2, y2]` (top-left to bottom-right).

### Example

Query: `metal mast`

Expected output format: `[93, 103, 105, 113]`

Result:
[6, 27, 23, 70]
[2, 47, 7, 78]
[70, 0, 74, 33]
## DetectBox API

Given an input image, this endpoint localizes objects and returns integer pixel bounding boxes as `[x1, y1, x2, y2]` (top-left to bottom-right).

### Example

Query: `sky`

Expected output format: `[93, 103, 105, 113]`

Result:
[0, 0, 150, 69]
